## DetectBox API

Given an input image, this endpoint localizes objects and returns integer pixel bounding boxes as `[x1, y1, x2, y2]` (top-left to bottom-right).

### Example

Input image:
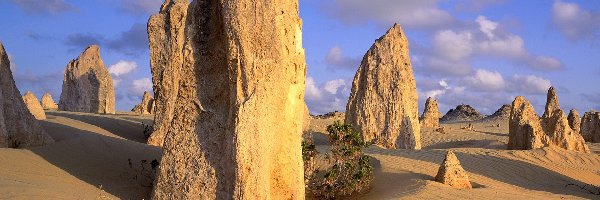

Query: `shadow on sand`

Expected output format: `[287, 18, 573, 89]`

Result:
[368, 148, 600, 199]
[32, 119, 161, 199]
[47, 111, 148, 143]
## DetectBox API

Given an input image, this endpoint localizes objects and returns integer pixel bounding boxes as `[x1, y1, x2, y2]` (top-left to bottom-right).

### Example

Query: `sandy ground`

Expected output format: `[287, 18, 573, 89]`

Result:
[0, 112, 599, 199]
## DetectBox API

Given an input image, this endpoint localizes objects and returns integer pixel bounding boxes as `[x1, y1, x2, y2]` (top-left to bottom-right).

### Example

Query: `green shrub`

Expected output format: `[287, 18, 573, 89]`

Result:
[308, 121, 373, 199]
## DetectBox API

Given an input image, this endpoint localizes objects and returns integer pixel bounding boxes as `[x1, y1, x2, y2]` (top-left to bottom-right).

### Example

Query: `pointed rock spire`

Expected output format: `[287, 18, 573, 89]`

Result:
[22, 91, 46, 120]
[567, 109, 581, 134]
[421, 97, 440, 128]
[435, 151, 472, 189]
[41, 93, 58, 110]
[345, 23, 421, 149]
[131, 91, 155, 115]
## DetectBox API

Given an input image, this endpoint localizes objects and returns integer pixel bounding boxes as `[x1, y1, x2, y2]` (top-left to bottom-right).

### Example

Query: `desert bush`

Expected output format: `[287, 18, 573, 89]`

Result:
[307, 121, 373, 199]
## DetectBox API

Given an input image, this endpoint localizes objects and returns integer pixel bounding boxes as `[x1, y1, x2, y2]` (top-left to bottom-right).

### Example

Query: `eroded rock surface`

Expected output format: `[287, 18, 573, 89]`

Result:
[421, 97, 439, 128]
[22, 91, 46, 120]
[59, 45, 115, 114]
[131, 91, 154, 115]
[0, 42, 54, 148]
[152, 0, 307, 199]
[435, 151, 472, 189]
[41, 93, 58, 110]
[567, 109, 581, 134]
[508, 96, 547, 150]
[146, 0, 189, 147]
[484, 104, 511, 121]
[581, 111, 600, 142]
[345, 24, 421, 149]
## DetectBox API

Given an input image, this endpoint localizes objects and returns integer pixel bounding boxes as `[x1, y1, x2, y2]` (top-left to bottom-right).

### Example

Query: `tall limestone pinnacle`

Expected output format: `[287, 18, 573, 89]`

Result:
[59, 45, 115, 114]
[345, 23, 421, 149]
[542, 86, 560, 119]
[421, 97, 440, 128]
[22, 91, 46, 120]
[41, 93, 59, 110]
[0, 42, 54, 148]
[131, 91, 155, 115]
[151, 0, 307, 199]
[146, 0, 189, 147]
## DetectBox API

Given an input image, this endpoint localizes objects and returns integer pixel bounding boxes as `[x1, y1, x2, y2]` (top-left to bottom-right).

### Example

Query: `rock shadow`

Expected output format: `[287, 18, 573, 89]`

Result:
[47, 111, 148, 143]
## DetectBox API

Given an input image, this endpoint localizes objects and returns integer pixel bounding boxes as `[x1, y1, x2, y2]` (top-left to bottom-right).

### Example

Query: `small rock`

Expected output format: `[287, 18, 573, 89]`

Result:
[435, 151, 472, 189]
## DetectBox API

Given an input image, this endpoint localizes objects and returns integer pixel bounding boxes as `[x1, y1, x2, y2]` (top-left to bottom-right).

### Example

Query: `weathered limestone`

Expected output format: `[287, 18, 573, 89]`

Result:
[41, 93, 58, 110]
[567, 109, 581, 134]
[152, 0, 307, 199]
[345, 24, 421, 150]
[508, 96, 547, 150]
[22, 91, 46, 120]
[59, 45, 115, 114]
[508, 88, 589, 152]
[421, 97, 439, 128]
[131, 91, 155, 115]
[435, 151, 472, 189]
[146, 0, 189, 147]
[440, 104, 485, 123]
[581, 111, 600, 142]
[0, 42, 54, 148]
[483, 104, 511, 121]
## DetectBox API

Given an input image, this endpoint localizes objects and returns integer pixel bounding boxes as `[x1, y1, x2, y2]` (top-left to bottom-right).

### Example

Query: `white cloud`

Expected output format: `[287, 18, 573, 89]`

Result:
[465, 69, 505, 91]
[321, 0, 454, 29]
[108, 60, 137, 77]
[433, 30, 473, 61]
[130, 78, 153, 95]
[476, 16, 498, 39]
[552, 0, 600, 41]
[305, 76, 351, 114]
[509, 75, 552, 95]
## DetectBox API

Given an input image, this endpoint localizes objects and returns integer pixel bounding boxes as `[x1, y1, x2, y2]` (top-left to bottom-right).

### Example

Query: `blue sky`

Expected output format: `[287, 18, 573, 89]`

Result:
[1, 0, 599, 115]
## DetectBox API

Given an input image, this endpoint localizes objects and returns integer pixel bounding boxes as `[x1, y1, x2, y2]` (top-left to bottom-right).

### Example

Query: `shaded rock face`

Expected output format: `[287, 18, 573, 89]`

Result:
[345, 24, 421, 150]
[421, 97, 439, 128]
[131, 91, 155, 115]
[0, 42, 54, 148]
[567, 109, 581, 134]
[508, 96, 547, 150]
[59, 45, 115, 114]
[146, 0, 189, 147]
[440, 104, 484, 123]
[508, 89, 589, 152]
[581, 111, 600, 142]
[484, 104, 511, 121]
[22, 92, 46, 120]
[435, 151, 472, 189]
[152, 0, 307, 199]
[41, 93, 58, 110]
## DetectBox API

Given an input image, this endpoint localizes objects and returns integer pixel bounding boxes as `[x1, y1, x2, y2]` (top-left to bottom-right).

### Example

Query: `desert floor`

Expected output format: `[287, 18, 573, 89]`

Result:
[1, 111, 599, 199]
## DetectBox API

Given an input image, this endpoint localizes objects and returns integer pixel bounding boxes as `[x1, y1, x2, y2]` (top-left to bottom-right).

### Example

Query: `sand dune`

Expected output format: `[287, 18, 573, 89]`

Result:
[0, 113, 599, 199]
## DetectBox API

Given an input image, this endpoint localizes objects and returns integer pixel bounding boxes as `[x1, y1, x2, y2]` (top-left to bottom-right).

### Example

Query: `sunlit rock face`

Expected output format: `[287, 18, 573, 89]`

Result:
[345, 24, 421, 150]
[22, 91, 46, 120]
[59, 45, 115, 114]
[146, 0, 189, 147]
[0, 42, 54, 148]
[152, 0, 307, 199]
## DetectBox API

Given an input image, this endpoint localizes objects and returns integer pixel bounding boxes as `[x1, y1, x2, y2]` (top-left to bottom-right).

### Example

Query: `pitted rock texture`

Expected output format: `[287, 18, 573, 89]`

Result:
[435, 151, 472, 189]
[41, 93, 58, 110]
[59, 45, 115, 114]
[484, 104, 511, 121]
[22, 91, 46, 120]
[131, 91, 155, 115]
[0, 42, 54, 148]
[151, 0, 307, 199]
[345, 23, 421, 150]
[440, 104, 485, 123]
[567, 109, 581, 134]
[581, 111, 600, 142]
[146, 0, 189, 147]
[421, 97, 439, 128]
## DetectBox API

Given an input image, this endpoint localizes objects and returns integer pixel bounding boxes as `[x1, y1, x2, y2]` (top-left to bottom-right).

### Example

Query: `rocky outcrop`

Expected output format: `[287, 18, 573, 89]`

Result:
[41, 93, 58, 110]
[58, 45, 115, 114]
[435, 151, 472, 189]
[581, 111, 600, 142]
[440, 104, 485, 123]
[313, 111, 345, 119]
[146, 0, 189, 147]
[508, 96, 548, 150]
[131, 91, 154, 115]
[421, 97, 439, 128]
[0, 42, 54, 148]
[567, 109, 581, 134]
[508, 88, 589, 152]
[152, 0, 306, 199]
[345, 24, 421, 150]
[484, 104, 511, 121]
[22, 91, 46, 120]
